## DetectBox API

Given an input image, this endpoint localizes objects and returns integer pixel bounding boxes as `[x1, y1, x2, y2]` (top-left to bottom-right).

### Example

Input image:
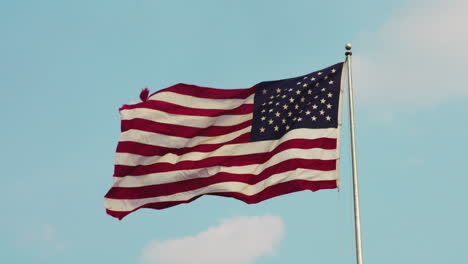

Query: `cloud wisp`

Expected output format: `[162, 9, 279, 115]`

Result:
[354, 0, 468, 109]
[140, 215, 284, 264]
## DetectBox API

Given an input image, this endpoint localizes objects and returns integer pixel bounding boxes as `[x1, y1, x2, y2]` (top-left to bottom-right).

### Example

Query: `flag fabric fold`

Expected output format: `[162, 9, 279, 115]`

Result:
[105, 62, 345, 219]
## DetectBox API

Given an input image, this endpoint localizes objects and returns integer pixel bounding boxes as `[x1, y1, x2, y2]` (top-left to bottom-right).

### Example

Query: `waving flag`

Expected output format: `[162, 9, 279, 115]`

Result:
[105, 62, 344, 219]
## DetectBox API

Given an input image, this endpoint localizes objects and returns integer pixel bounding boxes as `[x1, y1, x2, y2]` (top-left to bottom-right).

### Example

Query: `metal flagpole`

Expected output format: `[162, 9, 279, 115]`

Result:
[345, 43, 364, 264]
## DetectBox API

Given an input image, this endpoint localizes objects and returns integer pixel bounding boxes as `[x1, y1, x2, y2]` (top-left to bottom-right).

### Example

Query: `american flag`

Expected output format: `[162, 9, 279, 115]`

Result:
[105, 62, 344, 220]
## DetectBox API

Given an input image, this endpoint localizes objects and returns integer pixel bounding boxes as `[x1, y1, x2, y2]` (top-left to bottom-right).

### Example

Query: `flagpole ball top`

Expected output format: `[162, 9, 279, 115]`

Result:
[345, 43, 352, 56]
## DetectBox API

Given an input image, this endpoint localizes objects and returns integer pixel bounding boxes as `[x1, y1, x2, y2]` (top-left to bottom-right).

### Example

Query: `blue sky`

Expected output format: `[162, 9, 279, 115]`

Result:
[1, 0, 467, 263]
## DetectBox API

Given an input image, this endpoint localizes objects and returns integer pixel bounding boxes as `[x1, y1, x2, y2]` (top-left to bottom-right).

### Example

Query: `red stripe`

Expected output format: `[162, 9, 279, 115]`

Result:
[114, 138, 337, 177]
[121, 118, 252, 138]
[106, 158, 337, 199]
[149, 83, 256, 99]
[120, 101, 253, 117]
[106, 180, 337, 220]
[116, 132, 252, 157]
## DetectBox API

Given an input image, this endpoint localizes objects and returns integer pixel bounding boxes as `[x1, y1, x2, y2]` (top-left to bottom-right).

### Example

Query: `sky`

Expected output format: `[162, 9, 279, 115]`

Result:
[1, 0, 467, 263]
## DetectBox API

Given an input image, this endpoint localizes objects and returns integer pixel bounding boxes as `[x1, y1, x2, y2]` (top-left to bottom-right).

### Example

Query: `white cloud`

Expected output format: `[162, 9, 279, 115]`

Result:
[354, 0, 468, 109]
[140, 215, 284, 264]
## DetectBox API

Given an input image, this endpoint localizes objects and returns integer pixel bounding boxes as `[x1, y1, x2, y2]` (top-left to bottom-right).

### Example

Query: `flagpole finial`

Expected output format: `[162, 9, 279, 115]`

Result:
[345, 43, 352, 56]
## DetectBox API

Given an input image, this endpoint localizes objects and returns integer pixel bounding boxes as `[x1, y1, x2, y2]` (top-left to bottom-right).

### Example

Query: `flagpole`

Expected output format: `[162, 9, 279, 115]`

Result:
[345, 43, 363, 264]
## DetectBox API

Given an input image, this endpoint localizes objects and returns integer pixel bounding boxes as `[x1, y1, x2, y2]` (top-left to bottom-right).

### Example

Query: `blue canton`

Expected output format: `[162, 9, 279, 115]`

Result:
[251, 62, 343, 142]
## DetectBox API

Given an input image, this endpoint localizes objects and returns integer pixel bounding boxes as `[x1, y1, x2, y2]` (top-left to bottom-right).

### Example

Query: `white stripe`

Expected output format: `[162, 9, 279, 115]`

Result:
[120, 108, 252, 128]
[148, 92, 254, 109]
[116, 147, 334, 167]
[114, 147, 337, 187]
[105, 168, 337, 212]
[119, 126, 251, 149]
[116, 128, 337, 166]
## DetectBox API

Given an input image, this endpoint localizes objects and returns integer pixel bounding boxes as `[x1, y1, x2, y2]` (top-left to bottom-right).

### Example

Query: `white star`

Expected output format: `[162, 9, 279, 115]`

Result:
[331, 68, 336, 73]
[275, 112, 280, 117]
[300, 97, 305, 102]
[296, 82, 301, 85]
[317, 72, 322, 75]
[315, 82, 320, 87]
[283, 104, 288, 110]
[324, 75, 328, 80]
[261, 109, 266, 113]
[312, 116, 317, 121]
[274, 125, 279, 131]
[307, 89, 312, 95]
[295, 104, 299, 109]
[268, 101, 273, 105]
[320, 98, 326, 104]
[286, 125, 290, 130]
[326, 104, 332, 109]
[305, 110, 311, 115]
[303, 83, 308, 87]
[303, 76, 308, 79]
[269, 109, 273, 112]
[288, 88, 293, 92]
[268, 119, 274, 124]
[320, 110, 325, 115]
[298, 117, 303, 122]
[270, 95, 274, 99]
[327, 93, 333, 98]
[260, 127, 265, 132]
[329, 80, 334, 85]
[326, 115, 331, 121]
[312, 104, 318, 109]
[321, 88, 326, 92]
[288, 111, 292, 117]
[275, 102, 280, 106]
[262, 89, 267, 94]
[276, 88, 281, 93]
[289, 97, 295, 103]
[282, 95, 286, 98]
[311, 77, 316, 81]
[296, 90, 301, 95]
[282, 118, 286, 124]
[261, 116, 266, 121]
